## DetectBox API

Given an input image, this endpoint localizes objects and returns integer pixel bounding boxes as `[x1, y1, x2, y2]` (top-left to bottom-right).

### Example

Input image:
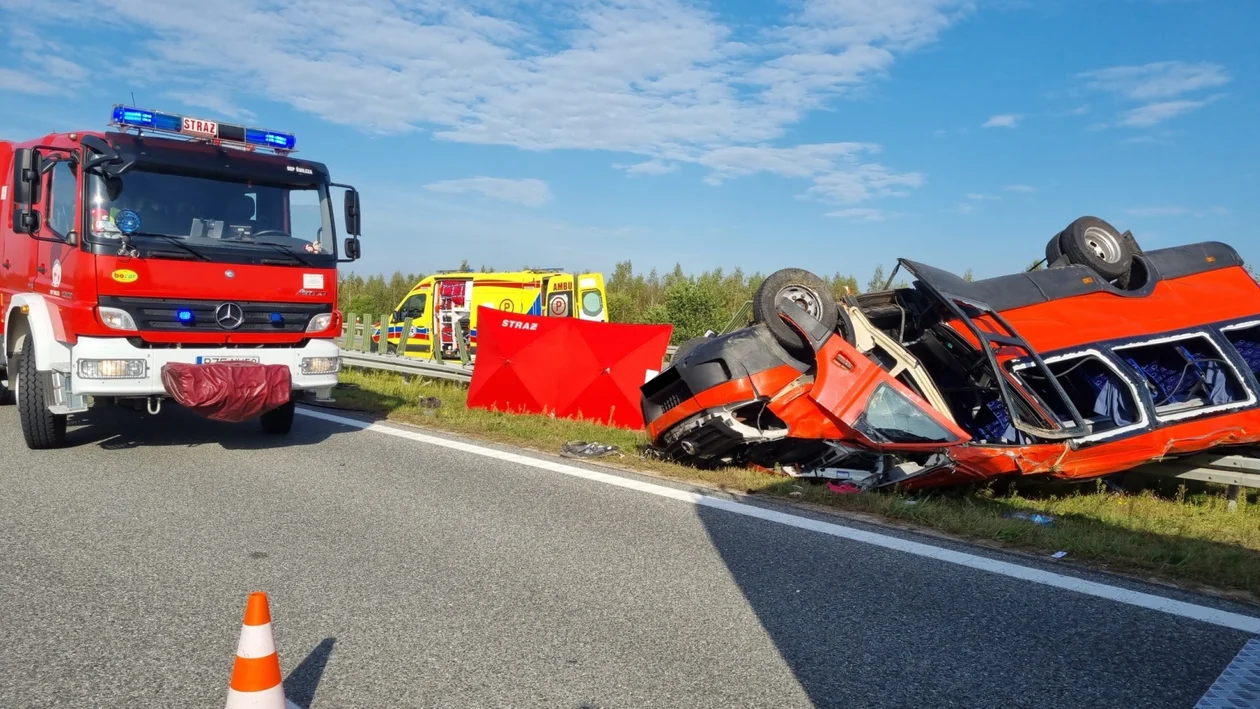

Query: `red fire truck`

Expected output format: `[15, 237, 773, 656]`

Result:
[0, 105, 364, 449]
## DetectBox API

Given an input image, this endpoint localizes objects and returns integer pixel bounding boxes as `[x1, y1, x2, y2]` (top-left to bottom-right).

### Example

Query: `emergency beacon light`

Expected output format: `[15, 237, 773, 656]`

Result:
[109, 105, 297, 153]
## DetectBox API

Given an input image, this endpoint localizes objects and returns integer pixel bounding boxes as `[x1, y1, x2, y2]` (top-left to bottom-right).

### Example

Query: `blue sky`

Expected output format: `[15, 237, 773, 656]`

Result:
[1, 0, 1256, 282]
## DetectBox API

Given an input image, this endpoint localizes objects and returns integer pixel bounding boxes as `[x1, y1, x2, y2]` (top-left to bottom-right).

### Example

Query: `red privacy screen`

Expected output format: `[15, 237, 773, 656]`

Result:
[466, 306, 672, 429]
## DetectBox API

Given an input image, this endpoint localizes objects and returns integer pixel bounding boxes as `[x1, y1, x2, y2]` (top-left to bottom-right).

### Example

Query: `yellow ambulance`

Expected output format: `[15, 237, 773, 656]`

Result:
[379, 269, 609, 361]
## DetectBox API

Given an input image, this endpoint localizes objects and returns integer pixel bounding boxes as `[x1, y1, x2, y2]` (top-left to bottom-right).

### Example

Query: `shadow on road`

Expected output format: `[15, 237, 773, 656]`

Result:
[692, 498, 1248, 709]
[284, 637, 335, 709]
[59, 403, 337, 450]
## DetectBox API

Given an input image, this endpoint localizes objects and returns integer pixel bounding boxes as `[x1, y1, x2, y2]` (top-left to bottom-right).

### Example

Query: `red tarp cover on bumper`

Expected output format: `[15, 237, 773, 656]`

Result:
[160, 362, 292, 423]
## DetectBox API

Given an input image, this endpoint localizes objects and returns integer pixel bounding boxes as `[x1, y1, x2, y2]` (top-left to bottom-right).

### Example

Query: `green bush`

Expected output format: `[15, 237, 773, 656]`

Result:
[338, 260, 909, 343]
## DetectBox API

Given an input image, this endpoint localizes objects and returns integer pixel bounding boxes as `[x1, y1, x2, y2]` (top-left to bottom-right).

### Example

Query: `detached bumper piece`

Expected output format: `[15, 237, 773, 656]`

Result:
[160, 362, 292, 423]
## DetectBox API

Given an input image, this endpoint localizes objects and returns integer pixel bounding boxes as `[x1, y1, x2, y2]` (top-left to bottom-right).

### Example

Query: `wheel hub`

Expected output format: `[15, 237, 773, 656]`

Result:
[778, 285, 822, 318]
[1082, 226, 1122, 264]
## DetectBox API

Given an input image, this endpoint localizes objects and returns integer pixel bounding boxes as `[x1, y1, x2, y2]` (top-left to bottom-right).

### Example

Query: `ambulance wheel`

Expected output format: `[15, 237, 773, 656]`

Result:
[753, 268, 839, 357]
[260, 400, 296, 434]
[386, 341, 398, 355]
[14, 335, 67, 449]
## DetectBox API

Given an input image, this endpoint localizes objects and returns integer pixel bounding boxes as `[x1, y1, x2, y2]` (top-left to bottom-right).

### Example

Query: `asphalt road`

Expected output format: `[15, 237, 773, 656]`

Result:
[0, 403, 1255, 708]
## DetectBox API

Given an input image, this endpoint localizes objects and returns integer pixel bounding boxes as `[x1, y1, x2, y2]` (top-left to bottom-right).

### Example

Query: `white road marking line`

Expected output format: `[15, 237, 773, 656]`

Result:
[298, 407, 1260, 635]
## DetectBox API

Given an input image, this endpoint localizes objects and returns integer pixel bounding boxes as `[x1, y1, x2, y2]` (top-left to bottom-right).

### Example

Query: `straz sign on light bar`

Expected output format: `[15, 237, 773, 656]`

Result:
[181, 117, 219, 138]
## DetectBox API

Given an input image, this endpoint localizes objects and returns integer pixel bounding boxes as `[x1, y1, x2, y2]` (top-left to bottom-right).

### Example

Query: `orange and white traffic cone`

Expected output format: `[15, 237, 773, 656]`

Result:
[225, 591, 290, 709]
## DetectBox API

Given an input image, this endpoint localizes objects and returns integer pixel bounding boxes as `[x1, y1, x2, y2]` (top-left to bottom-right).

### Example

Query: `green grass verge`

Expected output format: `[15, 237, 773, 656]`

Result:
[329, 367, 1260, 601]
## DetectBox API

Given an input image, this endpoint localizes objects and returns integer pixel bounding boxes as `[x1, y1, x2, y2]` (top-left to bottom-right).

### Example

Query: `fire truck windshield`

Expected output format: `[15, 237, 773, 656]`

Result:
[86, 169, 335, 264]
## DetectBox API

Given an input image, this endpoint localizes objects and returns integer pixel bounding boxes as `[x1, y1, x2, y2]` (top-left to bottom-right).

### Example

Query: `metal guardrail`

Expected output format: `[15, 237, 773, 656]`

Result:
[334, 312, 680, 384]
[339, 350, 474, 383]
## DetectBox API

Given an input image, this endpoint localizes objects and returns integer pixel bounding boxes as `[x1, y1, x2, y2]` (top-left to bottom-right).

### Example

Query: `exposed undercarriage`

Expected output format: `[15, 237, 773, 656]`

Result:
[640, 221, 1260, 491]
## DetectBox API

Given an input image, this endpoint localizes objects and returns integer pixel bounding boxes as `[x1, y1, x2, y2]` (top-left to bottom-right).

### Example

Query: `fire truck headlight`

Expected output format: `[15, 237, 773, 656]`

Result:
[300, 356, 341, 375]
[78, 359, 147, 379]
[306, 312, 333, 333]
[98, 307, 138, 331]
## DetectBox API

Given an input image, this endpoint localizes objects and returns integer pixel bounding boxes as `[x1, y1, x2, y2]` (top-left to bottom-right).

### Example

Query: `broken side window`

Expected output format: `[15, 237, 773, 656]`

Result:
[1222, 321, 1260, 378]
[1009, 350, 1145, 441]
[1112, 332, 1255, 421]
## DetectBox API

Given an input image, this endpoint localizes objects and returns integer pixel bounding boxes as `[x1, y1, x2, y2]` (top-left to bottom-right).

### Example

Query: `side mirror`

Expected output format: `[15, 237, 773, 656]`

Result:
[12, 149, 44, 204]
[343, 189, 361, 236]
[343, 236, 361, 260]
[391, 310, 402, 322]
[12, 208, 42, 235]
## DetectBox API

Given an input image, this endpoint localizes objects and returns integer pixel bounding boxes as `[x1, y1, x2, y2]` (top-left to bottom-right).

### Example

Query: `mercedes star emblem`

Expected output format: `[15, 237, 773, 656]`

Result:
[215, 302, 245, 330]
[225, 269, 235, 279]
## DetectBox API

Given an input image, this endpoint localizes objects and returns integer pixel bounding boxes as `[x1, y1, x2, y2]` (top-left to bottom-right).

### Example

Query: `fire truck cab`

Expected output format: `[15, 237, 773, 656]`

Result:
[0, 105, 364, 449]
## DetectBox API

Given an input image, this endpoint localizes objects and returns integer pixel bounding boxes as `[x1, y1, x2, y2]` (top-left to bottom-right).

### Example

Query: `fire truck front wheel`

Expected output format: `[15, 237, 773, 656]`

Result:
[0, 367, 13, 406]
[260, 400, 296, 435]
[14, 335, 67, 449]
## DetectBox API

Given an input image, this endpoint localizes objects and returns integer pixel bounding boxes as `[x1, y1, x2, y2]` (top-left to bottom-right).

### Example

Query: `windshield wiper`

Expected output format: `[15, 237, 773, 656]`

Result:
[126, 231, 213, 261]
[247, 240, 316, 267]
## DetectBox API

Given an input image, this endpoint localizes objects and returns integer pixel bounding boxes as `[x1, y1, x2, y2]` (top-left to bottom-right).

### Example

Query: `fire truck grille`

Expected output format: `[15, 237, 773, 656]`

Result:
[99, 297, 331, 333]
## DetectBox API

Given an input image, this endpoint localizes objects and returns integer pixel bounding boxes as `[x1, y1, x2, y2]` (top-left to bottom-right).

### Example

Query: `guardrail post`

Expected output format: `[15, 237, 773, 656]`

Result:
[358, 315, 371, 353]
[397, 317, 414, 358]
[343, 313, 357, 349]
[719, 300, 753, 335]
[453, 318, 471, 365]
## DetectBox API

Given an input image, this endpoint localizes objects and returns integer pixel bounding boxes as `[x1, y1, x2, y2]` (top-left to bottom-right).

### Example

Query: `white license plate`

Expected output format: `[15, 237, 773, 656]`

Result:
[196, 356, 261, 364]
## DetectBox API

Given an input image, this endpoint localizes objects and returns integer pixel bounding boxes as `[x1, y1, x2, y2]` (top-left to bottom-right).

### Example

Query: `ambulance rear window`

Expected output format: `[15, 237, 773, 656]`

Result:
[581, 290, 602, 316]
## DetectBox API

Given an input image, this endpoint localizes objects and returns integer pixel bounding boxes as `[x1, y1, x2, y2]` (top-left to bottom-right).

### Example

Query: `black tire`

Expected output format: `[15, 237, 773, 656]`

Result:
[1045, 230, 1065, 267]
[752, 268, 839, 356]
[260, 399, 296, 434]
[386, 341, 398, 355]
[1058, 216, 1133, 281]
[0, 367, 14, 406]
[14, 335, 67, 449]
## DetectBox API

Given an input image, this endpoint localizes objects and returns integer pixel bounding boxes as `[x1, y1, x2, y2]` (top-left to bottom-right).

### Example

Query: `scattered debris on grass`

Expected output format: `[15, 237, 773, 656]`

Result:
[561, 441, 624, 459]
[331, 368, 1260, 601]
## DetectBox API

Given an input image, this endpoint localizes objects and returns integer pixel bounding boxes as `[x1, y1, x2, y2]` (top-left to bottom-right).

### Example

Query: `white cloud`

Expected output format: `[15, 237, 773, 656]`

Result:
[965, 192, 1000, 201]
[1124, 205, 1230, 217]
[698, 143, 879, 183]
[424, 177, 552, 207]
[983, 114, 1020, 128]
[1118, 98, 1217, 127]
[952, 202, 977, 215]
[0, 68, 57, 95]
[616, 160, 679, 176]
[1078, 60, 1230, 129]
[1079, 61, 1229, 101]
[1, 0, 972, 210]
[0, 30, 87, 96]
[806, 163, 925, 203]
[1124, 206, 1189, 217]
[826, 208, 887, 222]
[1003, 184, 1036, 193]
[166, 91, 256, 121]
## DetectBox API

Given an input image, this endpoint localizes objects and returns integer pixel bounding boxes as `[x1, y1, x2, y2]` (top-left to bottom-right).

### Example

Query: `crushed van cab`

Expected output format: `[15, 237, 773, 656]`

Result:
[641, 217, 1260, 490]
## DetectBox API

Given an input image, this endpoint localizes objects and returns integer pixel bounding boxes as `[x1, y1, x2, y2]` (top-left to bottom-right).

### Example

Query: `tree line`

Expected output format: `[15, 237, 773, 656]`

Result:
[336, 260, 978, 344]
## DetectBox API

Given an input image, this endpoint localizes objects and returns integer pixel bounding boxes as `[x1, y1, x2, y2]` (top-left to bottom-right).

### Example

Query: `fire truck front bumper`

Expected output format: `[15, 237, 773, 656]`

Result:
[66, 337, 341, 400]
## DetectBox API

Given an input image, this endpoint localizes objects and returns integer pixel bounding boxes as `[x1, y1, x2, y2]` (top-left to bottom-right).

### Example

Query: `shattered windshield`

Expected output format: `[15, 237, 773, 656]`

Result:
[86, 169, 334, 262]
[852, 383, 960, 445]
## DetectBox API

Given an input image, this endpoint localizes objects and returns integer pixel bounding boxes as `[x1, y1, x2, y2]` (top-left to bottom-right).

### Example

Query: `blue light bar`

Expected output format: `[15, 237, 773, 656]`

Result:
[246, 128, 297, 151]
[112, 106, 183, 132]
[109, 104, 296, 153]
